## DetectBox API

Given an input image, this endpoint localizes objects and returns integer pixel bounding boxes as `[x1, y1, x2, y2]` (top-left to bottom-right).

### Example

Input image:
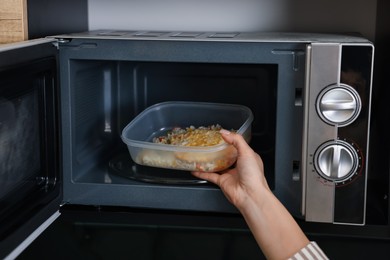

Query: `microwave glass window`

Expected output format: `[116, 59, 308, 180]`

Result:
[0, 57, 59, 240]
[0, 90, 40, 200]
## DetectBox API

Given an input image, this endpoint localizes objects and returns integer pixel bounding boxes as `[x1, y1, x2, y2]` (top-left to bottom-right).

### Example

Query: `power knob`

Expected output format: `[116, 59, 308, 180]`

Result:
[314, 140, 359, 183]
[317, 84, 361, 126]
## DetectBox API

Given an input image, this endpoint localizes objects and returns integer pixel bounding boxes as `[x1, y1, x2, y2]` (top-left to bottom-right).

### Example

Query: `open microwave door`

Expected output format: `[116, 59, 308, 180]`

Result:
[0, 39, 62, 259]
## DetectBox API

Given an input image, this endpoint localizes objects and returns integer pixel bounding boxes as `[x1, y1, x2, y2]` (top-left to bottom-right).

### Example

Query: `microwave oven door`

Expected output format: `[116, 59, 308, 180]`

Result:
[0, 39, 62, 259]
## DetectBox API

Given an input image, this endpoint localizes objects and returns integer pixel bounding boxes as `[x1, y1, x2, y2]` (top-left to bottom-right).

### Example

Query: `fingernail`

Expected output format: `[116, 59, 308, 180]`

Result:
[220, 129, 231, 135]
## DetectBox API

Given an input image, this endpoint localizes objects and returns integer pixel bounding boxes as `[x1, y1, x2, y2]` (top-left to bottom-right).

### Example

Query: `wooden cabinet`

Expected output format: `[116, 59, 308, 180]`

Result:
[0, 0, 27, 43]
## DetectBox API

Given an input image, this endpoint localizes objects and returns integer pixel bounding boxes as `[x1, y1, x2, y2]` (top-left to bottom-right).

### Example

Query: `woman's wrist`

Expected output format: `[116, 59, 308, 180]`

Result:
[235, 185, 271, 216]
[238, 186, 310, 259]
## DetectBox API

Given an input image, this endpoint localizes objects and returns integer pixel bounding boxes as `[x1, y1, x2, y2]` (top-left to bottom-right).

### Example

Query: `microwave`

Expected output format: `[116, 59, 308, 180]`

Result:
[0, 30, 376, 258]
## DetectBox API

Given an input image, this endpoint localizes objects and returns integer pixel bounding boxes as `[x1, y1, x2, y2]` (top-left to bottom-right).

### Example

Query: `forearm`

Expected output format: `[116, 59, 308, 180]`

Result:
[237, 189, 309, 260]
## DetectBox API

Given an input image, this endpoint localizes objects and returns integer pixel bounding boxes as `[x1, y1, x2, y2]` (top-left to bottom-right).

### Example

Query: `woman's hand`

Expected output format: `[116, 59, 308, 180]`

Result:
[192, 129, 311, 260]
[191, 129, 269, 210]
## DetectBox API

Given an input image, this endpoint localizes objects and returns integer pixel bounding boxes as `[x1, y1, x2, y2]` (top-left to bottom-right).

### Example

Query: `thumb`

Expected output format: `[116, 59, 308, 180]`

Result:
[220, 129, 252, 157]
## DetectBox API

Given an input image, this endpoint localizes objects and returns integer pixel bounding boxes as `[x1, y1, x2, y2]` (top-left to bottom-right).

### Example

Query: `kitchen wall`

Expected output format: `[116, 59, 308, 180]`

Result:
[88, 0, 377, 41]
[27, 0, 88, 39]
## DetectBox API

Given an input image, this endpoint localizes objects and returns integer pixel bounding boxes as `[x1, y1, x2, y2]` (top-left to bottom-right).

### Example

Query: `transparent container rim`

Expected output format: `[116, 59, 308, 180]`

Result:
[121, 101, 254, 152]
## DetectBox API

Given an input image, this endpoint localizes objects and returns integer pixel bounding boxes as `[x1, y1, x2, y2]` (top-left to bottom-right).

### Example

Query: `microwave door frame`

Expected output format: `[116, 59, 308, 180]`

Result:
[0, 39, 63, 259]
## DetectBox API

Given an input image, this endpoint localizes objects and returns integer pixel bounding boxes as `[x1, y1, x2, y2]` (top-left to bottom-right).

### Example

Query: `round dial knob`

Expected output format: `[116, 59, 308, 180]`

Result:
[317, 84, 361, 126]
[314, 140, 359, 182]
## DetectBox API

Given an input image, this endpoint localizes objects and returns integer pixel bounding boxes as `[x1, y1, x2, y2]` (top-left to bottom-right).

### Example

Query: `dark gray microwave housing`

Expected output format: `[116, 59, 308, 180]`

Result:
[0, 31, 375, 259]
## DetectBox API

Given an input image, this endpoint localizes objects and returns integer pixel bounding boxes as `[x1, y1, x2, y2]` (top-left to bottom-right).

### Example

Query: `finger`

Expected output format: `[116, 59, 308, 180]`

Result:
[191, 171, 220, 185]
[220, 130, 254, 157]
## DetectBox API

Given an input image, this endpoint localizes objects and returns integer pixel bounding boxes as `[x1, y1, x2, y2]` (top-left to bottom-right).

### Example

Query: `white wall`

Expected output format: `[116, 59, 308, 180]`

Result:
[88, 0, 377, 41]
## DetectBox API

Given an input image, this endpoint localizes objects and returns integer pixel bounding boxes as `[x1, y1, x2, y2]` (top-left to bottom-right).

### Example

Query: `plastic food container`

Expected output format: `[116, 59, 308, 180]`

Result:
[121, 101, 253, 172]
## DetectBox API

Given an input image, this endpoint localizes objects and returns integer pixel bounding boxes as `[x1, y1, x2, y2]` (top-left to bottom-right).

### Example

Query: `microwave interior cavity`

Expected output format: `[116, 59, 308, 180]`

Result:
[65, 61, 279, 189]
[59, 35, 308, 216]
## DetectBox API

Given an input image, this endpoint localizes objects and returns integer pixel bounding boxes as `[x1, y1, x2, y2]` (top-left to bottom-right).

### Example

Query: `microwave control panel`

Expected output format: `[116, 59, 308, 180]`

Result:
[303, 42, 373, 225]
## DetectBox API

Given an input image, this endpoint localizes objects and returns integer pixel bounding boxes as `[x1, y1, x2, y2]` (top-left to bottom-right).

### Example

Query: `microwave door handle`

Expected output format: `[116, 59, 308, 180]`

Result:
[4, 211, 61, 260]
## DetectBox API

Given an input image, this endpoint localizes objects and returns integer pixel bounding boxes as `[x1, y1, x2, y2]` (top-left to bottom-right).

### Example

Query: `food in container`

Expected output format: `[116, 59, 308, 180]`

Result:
[121, 101, 253, 172]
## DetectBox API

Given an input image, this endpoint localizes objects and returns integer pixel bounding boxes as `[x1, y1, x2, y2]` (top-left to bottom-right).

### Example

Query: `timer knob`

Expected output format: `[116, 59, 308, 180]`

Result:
[317, 84, 361, 126]
[314, 140, 359, 182]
